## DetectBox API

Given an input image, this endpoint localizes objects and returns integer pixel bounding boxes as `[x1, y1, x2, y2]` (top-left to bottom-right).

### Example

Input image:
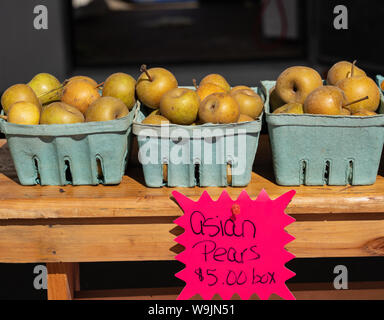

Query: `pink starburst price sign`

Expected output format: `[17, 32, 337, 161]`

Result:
[172, 189, 296, 300]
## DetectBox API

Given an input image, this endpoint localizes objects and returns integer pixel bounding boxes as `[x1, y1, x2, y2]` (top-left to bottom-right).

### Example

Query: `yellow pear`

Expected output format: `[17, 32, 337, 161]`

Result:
[231, 89, 263, 119]
[28, 73, 62, 105]
[61, 79, 100, 114]
[230, 85, 252, 95]
[196, 83, 226, 102]
[337, 76, 380, 113]
[340, 108, 351, 115]
[198, 92, 240, 124]
[199, 74, 231, 92]
[160, 88, 200, 125]
[303, 86, 345, 115]
[136, 65, 178, 109]
[142, 114, 170, 125]
[66, 75, 98, 87]
[40, 102, 84, 124]
[85, 97, 129, 122]
[102, 73, 136, 110]
[237, 114, 254, 122]
[1, 84, 40, 114]
[276, 66, 323, 104]
[327, 61, 366, 86]
[8, 101, 40, 125]
[352, 110, 378, 116]
[273, 102, 304, 114]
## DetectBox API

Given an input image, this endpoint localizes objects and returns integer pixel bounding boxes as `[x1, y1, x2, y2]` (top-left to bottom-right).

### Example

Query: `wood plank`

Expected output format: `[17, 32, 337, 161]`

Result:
[0, 136, 383, 220]
[74, 282, 384, 300]
[1, 219, 384, 263]
[286, 220, 384, 257]
[47, 262, 79, 300]
[0, 223, 176, 262]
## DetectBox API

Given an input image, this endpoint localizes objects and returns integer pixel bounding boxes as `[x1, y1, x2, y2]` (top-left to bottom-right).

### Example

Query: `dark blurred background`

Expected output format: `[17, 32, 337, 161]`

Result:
[1, 0, 384, 90]
[0, 0, 384, 299]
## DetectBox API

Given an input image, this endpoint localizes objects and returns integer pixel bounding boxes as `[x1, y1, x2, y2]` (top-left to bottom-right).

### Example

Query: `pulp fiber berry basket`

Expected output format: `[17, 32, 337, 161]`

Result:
[0, 105, 137, 186]
[261, 81, 384, 186]
[132, 87, 263, 187]
[376, 75, 384, 91]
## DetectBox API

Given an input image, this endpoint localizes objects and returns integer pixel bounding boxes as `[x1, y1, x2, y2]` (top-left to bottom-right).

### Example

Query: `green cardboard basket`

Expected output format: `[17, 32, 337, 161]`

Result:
[376, 75, 384, 91]
[0, 105, 136, 186]
[133, 87, 263, 187]
[261, 81, 384, 186]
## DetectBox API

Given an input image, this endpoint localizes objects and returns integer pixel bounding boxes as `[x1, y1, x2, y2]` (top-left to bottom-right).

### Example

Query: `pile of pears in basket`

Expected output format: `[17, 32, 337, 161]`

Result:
[270, 60, 381, 116]
[2, 60, 379, 126]
[136, 65, 263, 125]
[0, 73, 136, 125]
[0, 65, 264, 126]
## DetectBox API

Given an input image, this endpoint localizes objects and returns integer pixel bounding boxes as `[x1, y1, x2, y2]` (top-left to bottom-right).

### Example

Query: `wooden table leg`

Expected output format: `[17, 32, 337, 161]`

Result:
[47, 262, 80, 300]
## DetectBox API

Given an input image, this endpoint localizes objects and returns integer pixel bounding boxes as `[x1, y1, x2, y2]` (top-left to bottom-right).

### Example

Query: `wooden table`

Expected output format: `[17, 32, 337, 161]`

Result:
[0, 136, 384, 300]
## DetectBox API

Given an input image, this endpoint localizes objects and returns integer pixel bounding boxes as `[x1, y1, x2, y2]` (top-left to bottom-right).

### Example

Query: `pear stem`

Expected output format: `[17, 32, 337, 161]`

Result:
[140, 64, 152, 81]
[38, 79, 103, 99]
[344, 96, 369, 107]
[351, 60, 357, 78]
[192, 79, 198, 90]
[0, 115, 7, 121]
[37, 84, 64, 99]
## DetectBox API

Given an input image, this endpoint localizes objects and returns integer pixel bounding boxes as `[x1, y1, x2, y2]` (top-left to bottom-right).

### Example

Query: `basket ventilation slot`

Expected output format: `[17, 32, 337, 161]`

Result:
[347, 160, 354, 185]
[64, 160, 73, 185]
[194, 163, 200, 186]
[96, 158, 105, 184]
[33, 157, 40, 184]
[300, 160, 307, 185]
[324, 161, 331, 185]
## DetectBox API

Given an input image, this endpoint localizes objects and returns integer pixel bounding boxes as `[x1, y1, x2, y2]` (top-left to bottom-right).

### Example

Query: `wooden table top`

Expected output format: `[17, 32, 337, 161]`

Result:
[0, 136, 383, 220]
